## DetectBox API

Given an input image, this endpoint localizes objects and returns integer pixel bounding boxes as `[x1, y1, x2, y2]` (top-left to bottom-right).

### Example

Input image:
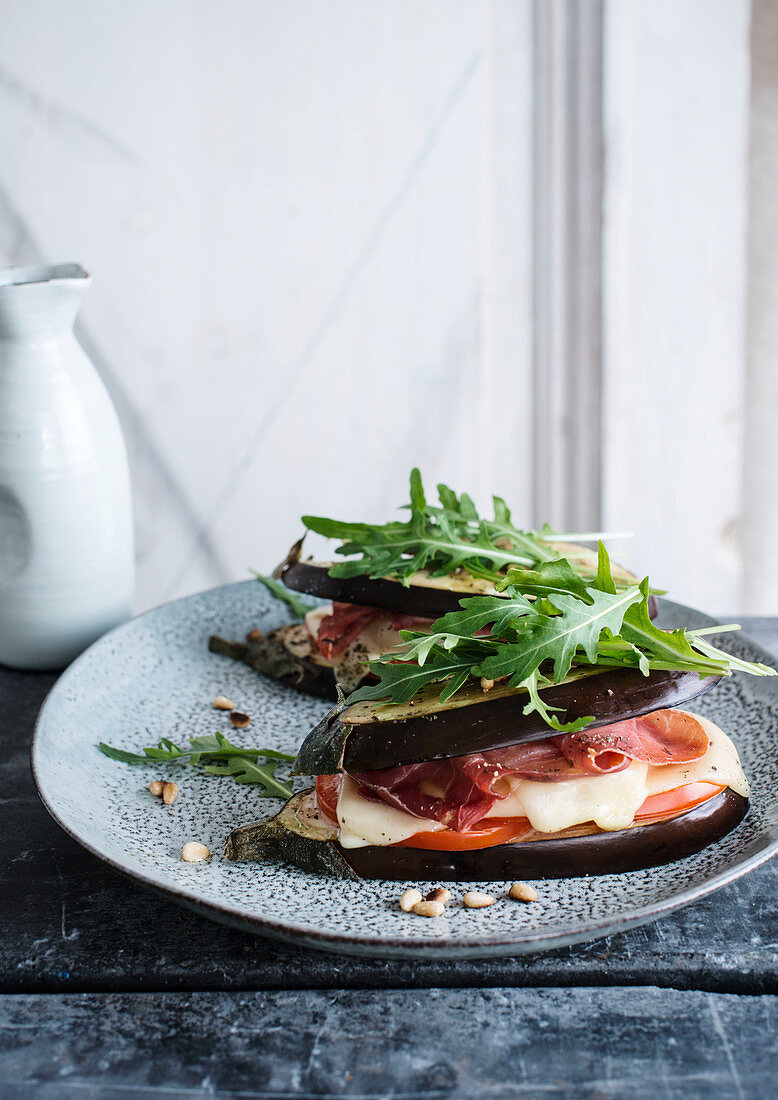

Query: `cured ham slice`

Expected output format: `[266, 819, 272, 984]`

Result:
[313, 603, 433, 661]
[348, 709, 711, 832]
[316, 603, 385, 660]
[557, 709, 710, 774]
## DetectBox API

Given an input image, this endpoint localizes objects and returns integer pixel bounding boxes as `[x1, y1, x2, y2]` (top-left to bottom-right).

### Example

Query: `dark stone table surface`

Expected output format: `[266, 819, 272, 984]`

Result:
[2, 618, 778, 1098]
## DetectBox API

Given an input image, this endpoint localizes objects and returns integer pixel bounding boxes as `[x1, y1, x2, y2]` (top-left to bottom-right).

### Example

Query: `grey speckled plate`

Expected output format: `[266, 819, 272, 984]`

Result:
[32, 583, 778, 959]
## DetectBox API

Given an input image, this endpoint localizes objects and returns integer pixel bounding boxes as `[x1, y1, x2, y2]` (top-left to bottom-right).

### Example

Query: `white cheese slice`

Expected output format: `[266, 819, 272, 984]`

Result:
[336, 774, 444, 849]
[490, 761, 651, 833]
[335, 713, 748, 846]
[304, 605, 330, 638]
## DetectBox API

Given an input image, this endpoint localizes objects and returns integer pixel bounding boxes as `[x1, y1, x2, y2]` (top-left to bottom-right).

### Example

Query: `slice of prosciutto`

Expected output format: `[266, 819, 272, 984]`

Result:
[316, 603, 385, 660]
[556, 709, 710, 775]
[348, 708, 711, 833]
[313, 602, 433, 662]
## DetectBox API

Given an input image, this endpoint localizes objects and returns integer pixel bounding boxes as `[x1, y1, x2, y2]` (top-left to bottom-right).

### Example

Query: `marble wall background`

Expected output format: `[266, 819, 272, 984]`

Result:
[1, 0, 535, 612]
[1, 1, 775, 614]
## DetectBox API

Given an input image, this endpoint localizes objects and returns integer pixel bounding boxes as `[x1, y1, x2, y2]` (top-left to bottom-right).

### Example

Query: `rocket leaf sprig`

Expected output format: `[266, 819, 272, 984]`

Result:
[98, 733, 296, 799]
[347, 543, 775, 733]
[302, 469, 629, 586]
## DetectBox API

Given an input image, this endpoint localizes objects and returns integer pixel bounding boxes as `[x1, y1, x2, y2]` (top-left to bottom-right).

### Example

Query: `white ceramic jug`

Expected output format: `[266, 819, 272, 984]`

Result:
[0, 263, 134, 670]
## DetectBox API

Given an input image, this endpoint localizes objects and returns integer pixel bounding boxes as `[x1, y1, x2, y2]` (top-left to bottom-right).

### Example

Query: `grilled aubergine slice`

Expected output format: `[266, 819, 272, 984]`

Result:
[209, 624, 355, 701]
[275, 538, 658, 622]
[293, 667, 721, 775]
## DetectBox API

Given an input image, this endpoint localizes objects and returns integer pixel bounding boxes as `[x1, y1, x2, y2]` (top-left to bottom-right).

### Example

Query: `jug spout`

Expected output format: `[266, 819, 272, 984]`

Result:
[0, 263, 91, 340]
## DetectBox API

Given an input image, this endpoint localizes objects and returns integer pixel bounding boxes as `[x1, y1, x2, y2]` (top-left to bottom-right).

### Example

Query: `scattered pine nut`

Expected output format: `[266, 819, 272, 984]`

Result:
[213, 695, 235, 711]
[149, 780, 164, 797]
[425, 887, 451, 905]
[181, 842, 210, 862]
[412, 900, 444, 918]
[463, 891, 495, 909]
[399, 888, 423, 912]
[162, 781, 179, 805]
[480, 677, 495, 692]
[509, 882, 538, 903]
[246, 629, 263, 643]
[229, 711, 251, 729]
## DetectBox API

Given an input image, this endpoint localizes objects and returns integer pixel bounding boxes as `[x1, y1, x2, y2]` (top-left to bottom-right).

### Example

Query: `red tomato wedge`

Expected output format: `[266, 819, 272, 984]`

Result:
[316, 774, 342, 824]
[633, 781, 726, 821]
[392, 819, 534, 850]
[315, 774, 727, 850]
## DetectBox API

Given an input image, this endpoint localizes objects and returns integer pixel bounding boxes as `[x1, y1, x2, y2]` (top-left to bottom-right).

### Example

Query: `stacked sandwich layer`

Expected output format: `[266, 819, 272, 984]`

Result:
[220, 472, 772, 880]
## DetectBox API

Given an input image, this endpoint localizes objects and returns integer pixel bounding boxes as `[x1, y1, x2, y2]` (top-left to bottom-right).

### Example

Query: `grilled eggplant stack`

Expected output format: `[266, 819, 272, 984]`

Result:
[224, 530, 774, 881]
[210, 470, 655, 700]
[220, 472, 773, 882]
[224, 677, 750, 881]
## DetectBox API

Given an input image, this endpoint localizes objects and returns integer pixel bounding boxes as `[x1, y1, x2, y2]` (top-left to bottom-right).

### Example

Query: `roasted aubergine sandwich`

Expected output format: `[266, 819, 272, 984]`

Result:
[210, 469, 655, 699]
[225, 542, 773, 880]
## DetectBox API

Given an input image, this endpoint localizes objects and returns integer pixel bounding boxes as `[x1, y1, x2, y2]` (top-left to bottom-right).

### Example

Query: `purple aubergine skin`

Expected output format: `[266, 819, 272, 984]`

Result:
[339, 790, 748, 881]
[275, 540, 659, 621]
[293, 667, 721, 776]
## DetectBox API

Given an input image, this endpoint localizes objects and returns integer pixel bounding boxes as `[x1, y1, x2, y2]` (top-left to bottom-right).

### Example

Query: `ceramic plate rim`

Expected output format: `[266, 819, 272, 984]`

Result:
[30, 583, 778, 959]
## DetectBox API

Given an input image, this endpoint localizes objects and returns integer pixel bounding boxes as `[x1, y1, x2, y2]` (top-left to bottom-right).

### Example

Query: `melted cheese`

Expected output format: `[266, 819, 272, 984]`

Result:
[335, 713, 748, 847]
[336, 775, 444, 849]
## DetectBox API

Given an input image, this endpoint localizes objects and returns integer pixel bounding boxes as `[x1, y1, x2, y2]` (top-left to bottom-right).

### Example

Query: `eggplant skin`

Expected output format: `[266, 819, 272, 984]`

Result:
[276, 538, 658, 621]
[279, 556, 481, 620]
[225, 788, 747, 881]
[208, 627, 343, 701]
[294, 667, 721, 776]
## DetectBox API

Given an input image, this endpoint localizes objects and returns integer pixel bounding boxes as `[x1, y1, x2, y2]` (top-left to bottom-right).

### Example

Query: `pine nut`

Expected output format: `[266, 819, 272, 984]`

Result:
[463, 891, 495, 909]
[246, 629, 263, 642]
[412, 900, 444, 918]
[181, 842, 210, 862]
[162, 781, 179, 805]
[213, 695, 235, 710]
[399, 888, 423, 912]
[509, 882, 538, 902]
[229, 711, 251, 729]
[149, 780, 164, 797]
[425, 887, 451, 905]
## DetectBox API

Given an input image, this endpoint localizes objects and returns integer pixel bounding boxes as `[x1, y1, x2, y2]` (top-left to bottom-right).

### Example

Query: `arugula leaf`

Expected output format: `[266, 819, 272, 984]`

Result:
[203, 755, 294, 798]
[99, 733, 295, 799]
[431, 592, 535, 638]
[250, 570, 315, 619]
[347, 647, 477, 706]
[617, 583, 728, 676]
[497, 558, 593, 605]
[593, 540, 617, 594]
[344, 542, 776, 732]
[302, 469, 609, 585]
[519, 669, 594, 734]
[98, 738, 188, 764]
[98, 744, 153, 764]
[475, 586, 644, 686]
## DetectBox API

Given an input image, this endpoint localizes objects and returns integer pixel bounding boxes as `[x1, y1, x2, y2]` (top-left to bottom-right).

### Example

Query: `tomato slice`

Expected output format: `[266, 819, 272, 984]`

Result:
[634, 781, 725, 821]
[316, 774, 341, 824]
[392, 818, 533, 850]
